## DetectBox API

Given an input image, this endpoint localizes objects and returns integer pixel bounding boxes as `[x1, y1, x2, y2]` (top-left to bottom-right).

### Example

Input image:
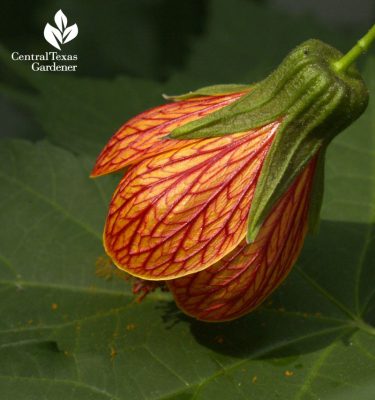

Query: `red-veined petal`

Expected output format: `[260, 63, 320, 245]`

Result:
[104, 121, 280, 280]
[91, 93, 245, 177]
[167, 157, 317, 321]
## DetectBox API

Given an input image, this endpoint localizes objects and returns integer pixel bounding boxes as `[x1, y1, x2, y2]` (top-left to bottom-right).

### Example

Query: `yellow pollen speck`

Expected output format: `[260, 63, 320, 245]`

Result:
[214, 335, 225, 344]
[110, 346, 117, 360]
[284, 370, 294, 377]
[51, 303, 58, 311]
[315, 312, 322, 317]
[28, 319, 33, 324]
[303, 312, 309, 318]
[95, 255, 115, 280]
[252, 376, 258, 384]
[96, 255, 132, 281]
[126, 323, 136, 331]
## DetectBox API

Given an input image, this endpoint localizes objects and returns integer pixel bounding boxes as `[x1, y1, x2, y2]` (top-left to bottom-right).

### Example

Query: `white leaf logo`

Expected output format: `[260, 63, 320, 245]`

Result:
[44, 10, 78, 50]
[63, 24, 78, 44]
[54, 9, 67, 31]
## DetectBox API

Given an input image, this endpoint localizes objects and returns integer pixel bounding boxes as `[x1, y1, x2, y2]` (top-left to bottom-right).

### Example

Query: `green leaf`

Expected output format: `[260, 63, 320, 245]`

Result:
[30, 74, 165, 157]
[0, 57, 374, 399]
[0, 43, 168, 156]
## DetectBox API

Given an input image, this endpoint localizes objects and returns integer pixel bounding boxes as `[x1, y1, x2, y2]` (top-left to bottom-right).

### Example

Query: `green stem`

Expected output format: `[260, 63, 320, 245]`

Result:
[353, 317, 375, 336]
[333, 24, 375, 73]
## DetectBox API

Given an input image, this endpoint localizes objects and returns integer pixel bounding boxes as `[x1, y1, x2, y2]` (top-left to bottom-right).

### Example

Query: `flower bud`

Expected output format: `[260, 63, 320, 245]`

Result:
[92, 38, 370, 321]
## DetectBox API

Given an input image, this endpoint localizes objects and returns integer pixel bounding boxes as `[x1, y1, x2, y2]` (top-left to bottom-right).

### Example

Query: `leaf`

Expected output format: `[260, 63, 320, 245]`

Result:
[0, 57, 374, 399]
[62, 23, 78, 43]
[43, 23, 63, 50]
[0, 34, 165, 153]
[54, 10, 68, 32]
[12, 71, 166, 157]
[0, 44, 174, 157]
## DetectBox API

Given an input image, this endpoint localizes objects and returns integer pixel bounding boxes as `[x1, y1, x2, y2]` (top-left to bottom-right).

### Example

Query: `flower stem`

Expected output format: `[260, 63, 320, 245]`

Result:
[333, 24, 375, 73]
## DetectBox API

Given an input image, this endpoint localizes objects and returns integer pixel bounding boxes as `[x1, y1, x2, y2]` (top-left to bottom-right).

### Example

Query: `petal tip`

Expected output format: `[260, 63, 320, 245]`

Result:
[90, 165, 104, 178]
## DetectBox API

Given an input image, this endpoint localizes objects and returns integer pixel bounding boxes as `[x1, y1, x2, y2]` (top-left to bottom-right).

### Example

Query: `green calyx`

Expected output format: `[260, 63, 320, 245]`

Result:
[168, 40, 368, 141]
[166, 38, 370, 243]
[246, 40, 368, 242]
[162, 83, 251, 100]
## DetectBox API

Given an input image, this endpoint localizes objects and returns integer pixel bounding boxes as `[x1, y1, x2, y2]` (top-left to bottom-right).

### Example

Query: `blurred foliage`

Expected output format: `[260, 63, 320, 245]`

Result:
[0, 0, 367, 82]
[0, 0, 208, 80]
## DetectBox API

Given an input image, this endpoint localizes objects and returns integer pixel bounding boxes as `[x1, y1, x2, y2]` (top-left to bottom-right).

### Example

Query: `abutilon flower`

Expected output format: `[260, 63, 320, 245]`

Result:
[92, 34, 373, 321]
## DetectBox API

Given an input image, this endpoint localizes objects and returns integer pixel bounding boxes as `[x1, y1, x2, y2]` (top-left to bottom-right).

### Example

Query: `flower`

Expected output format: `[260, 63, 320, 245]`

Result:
[168, 156, 317, 321]
[91, 91, 316, 321]
[92, 39, 369, 322]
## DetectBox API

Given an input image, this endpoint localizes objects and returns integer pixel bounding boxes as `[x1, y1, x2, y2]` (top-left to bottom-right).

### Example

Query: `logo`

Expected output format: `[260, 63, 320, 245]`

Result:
[44, 10, 78, 51]
[10, 9, 79, 72]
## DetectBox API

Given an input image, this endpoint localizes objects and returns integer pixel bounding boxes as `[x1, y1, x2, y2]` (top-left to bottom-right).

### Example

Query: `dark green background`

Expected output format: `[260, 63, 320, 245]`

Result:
[0, 0, 373, 141]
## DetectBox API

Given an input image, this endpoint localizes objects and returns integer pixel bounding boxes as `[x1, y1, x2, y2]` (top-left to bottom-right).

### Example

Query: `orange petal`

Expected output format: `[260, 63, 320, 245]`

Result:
[167, 157, 317, 321]
[91, 93, 245, 177]
[104, 121, 280, 280]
